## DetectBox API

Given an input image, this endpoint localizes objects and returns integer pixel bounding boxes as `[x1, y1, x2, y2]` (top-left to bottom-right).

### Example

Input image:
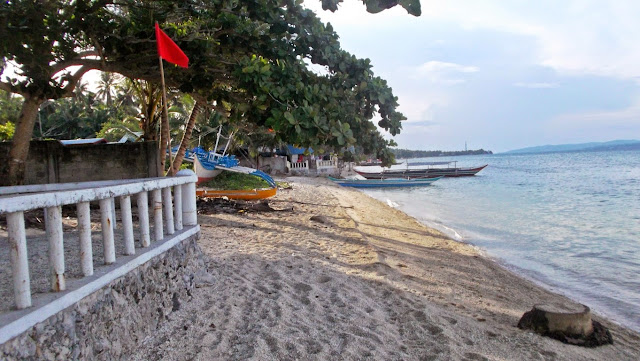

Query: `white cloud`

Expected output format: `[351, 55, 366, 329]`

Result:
[514, 82, 559, 89]
[418, 61, 479, 74]
[307, 0, 640, 79]
[415, 61, 478, 85]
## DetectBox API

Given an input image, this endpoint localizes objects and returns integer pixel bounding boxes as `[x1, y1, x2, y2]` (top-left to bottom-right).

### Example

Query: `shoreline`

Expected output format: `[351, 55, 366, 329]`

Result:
[131, 176, 640, 360]
[360, 188, 640, 334]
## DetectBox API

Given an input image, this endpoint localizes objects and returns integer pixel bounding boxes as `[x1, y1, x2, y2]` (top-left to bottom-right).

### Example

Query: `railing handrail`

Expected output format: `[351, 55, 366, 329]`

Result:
[0, 171, 198, 311]
[0, 175, 197, 214]
[0, 178, 144, 196]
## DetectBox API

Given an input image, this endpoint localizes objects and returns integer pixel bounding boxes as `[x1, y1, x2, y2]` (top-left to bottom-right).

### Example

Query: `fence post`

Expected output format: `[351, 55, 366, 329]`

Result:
[7, 212, 31, 309]
[174, 185, 183, 231]
[45, 206, 65, 291]
[77, 201, 93, 276]
[111, 197, 117, 228]
[120, 195, 135, 255]
[177, 170, 197, 226]
[162, 187, 175, 235]
[152, 189, 163, 241]
[99, 198, 116, 264]
[136, 192, 150, 247]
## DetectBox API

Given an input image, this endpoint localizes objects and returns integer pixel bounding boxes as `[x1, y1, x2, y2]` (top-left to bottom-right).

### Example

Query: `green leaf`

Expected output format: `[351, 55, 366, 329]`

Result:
[284, 111, 296, 124]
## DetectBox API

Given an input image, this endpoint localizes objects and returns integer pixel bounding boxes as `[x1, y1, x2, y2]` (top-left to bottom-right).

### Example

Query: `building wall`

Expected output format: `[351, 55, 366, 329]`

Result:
[257, 156, 288, 175]
[0, 141, 161, 185]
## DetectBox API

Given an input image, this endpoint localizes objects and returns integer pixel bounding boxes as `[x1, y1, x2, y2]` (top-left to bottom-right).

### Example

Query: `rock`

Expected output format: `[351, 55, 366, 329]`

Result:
[310, 215, 330, 224]
[518, 302, 613, 347]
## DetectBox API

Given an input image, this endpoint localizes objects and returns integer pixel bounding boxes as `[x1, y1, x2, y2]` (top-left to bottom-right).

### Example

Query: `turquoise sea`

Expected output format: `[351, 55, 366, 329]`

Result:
[360, 150, 640, 332]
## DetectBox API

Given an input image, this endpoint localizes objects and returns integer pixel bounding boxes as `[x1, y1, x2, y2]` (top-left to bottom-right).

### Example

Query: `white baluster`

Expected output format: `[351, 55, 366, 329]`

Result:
[111, 197, 117, 228]
[45, 206, 65, 291]
[182, 180, 197, 226]
[152, 189, 163, 241]
[162, 187, 175, 235]
[120, 195, 135, 255]
[99, 198, 116, 264]
[77, 202, 93, 276]
[136, 192, 150, 247]
[7, 212, 31, 309]
[174, 185, 183, 231]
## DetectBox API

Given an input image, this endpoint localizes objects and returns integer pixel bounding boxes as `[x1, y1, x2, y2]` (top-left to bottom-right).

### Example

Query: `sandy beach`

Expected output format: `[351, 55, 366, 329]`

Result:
[126, 176, 640, 360]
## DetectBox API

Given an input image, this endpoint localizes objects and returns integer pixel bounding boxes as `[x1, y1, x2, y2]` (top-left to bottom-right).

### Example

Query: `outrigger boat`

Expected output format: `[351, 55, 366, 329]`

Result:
[195, 187, 277, 200]
[354, 161, 487, 179]
[190, 126, 277, 199]
[329, 176, 442, 188]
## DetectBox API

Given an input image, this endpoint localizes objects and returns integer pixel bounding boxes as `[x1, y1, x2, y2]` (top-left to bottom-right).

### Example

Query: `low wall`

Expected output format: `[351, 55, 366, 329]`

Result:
[258, 156, 287, 174]
[0, 141, 160, 186]
[0, 233, 203, 360]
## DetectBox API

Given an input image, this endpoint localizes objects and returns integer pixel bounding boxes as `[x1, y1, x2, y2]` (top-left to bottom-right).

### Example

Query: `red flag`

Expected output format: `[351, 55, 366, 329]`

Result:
[155, 23, 189, 68]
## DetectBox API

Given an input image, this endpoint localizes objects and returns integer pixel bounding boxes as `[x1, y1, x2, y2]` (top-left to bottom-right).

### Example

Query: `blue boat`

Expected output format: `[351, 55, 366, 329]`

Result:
[194, 152, 276, 188]
[328, 176, 442, 188]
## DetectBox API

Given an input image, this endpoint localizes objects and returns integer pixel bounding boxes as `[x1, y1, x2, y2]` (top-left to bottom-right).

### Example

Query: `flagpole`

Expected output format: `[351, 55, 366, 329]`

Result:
[158, 36, 174, 177]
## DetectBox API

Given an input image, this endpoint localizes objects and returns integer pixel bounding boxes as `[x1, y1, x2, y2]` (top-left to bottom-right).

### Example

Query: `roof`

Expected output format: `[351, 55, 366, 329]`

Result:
[59, 138, 108, 146]
[287, 145, 314, 155]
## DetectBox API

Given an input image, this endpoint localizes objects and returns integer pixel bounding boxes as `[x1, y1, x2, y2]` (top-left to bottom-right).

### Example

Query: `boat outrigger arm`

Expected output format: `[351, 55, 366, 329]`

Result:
[215, 164, 277, 188]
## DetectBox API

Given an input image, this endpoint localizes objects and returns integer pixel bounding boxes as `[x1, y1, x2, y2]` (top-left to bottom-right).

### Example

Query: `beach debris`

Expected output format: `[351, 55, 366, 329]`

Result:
[197, 197, 293, 214]
[517, 303, 613, 347]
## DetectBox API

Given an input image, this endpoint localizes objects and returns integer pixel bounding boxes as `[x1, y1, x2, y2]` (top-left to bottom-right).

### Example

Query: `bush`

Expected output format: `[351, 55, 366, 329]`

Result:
[0, 121, 15, 141]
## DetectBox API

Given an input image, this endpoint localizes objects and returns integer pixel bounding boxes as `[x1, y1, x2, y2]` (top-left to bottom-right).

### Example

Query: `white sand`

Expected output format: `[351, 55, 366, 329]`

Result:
[125, 176, 640, 360]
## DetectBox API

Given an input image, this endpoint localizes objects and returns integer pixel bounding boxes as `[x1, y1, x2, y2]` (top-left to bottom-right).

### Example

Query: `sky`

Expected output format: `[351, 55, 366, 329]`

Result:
[303, 0, 640, 152]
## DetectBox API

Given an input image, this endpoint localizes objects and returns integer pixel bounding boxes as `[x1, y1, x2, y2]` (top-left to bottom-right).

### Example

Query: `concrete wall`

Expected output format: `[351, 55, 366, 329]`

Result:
[0, 141, 161, 185]
[0, 234, 203, 360]
[257, 156, 288, 175]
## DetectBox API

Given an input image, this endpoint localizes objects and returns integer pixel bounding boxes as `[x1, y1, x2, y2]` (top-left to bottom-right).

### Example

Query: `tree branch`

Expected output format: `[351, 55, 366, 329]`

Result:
[60, 65, 94, 97]
[50, 50, 101, 75]
[0, 80, 25, 96]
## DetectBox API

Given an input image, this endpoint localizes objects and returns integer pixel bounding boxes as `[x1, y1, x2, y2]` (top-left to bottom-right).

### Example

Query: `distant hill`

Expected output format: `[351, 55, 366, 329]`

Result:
[392, 148, 493, 159]
[504, 140, 640, 154]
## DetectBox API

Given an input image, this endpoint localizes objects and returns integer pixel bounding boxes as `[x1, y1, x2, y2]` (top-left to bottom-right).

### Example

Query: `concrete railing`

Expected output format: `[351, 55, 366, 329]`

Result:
[287, 161, 309, 170]
[0, 171, 197, 310]
[316, 159, 338, 170]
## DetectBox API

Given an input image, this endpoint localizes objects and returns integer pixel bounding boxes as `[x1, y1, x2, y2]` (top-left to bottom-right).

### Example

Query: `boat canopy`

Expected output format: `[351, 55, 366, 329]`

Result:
[406, 161, 454, 166]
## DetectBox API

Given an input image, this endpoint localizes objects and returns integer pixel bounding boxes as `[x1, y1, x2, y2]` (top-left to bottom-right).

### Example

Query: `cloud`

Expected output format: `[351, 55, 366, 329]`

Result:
[404, 120, 439, 127]
[418, 61, 479, 74]
[514, 82, 559, 88]
[415, 61, 479, 85]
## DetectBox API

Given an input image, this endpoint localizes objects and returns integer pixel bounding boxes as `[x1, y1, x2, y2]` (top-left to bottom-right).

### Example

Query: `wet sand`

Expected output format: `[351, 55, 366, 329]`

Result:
[129, 176, 640, 360]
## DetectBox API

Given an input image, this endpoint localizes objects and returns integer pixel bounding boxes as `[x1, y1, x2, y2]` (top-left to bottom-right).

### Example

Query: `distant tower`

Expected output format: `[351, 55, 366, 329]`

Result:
[465, 141, 467, 152]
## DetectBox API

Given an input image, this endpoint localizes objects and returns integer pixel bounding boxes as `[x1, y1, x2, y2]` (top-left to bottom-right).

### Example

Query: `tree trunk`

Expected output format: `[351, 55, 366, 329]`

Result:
[518, 302, 613, 347]
[4, 95, 43, 186]
[171, 101, 201, 174]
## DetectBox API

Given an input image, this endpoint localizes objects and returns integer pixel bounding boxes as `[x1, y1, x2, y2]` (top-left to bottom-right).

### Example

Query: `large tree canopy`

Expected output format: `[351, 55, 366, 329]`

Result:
[0, 0, 410, 185]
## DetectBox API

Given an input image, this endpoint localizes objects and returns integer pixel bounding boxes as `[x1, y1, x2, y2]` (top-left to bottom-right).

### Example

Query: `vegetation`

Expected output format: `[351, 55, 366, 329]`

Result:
[0, 121, 14, 141]
[392, 148, 493, 159]
[201, 172, 270, 190]
[1, 0, 416, 185]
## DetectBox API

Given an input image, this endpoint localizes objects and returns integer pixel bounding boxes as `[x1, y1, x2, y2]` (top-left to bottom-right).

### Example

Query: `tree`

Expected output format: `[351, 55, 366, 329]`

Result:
[95, 72, 121, 107]
[1, 0, 411, 185]
[323, 0, 421, 16]
[0, 1, 102, 184]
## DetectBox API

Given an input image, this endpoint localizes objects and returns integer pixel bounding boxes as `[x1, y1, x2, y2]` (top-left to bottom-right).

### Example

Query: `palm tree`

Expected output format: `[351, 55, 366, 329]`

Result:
[95, 72, 121, 107]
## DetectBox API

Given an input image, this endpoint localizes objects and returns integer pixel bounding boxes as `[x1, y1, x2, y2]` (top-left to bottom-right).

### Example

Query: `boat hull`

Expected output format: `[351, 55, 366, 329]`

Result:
[196, 187, 277, 200]
[329, 176, 442, 188]
[194, 156, 222, 184]
[355, 164, 487, 179]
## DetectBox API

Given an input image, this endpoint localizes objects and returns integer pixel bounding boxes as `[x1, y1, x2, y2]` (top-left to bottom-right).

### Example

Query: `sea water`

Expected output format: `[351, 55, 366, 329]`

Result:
[361, 150, 640, 332]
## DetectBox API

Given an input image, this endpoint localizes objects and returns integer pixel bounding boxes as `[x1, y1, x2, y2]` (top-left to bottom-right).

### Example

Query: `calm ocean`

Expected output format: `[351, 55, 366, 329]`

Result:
[360, 150, 640, 332]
